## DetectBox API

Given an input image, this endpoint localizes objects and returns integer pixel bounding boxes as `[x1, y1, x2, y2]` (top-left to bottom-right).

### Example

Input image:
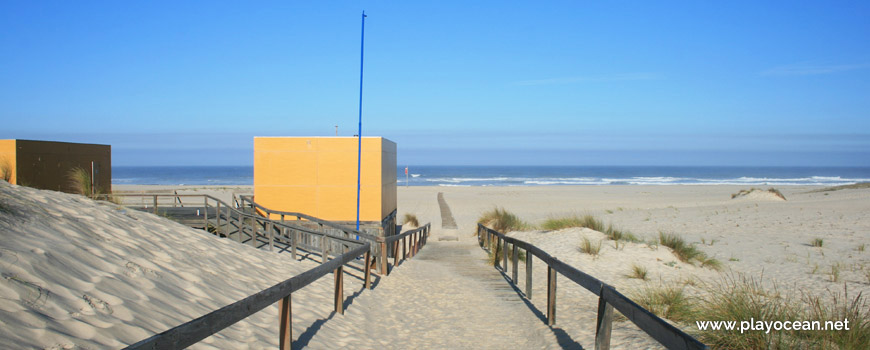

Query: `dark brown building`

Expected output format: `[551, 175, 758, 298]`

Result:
[0, 139, 111, 194]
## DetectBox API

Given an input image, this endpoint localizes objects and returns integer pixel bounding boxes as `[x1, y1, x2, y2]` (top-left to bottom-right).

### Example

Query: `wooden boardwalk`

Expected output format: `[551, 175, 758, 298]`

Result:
[300, 238, 565, 349]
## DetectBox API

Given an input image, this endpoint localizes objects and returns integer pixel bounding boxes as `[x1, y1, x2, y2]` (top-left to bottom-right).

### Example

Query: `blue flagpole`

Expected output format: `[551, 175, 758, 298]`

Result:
[356, 11, 366, 233]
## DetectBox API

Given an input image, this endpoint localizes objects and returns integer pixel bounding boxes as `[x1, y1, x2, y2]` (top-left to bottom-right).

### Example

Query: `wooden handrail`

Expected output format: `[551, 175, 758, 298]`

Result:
[237, 195, 379, 242]
[124, 242, 371, 350]
[100, 193, 365, 245]
[477, 224, 707, 350]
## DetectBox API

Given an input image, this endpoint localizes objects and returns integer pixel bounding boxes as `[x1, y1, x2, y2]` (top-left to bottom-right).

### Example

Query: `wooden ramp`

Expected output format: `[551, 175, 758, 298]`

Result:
[298, 239, 565, 349]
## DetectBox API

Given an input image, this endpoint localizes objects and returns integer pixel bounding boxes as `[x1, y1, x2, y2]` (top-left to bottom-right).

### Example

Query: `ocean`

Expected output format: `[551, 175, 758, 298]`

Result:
[112, 166, 870, 187]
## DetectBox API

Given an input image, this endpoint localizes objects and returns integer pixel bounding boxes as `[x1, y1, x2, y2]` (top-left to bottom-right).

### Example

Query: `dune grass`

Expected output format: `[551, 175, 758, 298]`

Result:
[632, 284, 696, 322]
[578, 237, 602, 257]
[402, 213, 419, 227]
[628, 272, 869, 349]
[658, 231, 721, 270]
[628, 263, 649, 280]
[809, 182, 870, 193]
[695, 273, 869, 349]
[811, 238, 824, 247]
[0, 158, 11, 182]
[486, 240, 526, 265]
[542, 215, 640, 242]
[68, 167, 94, 198]
[478, 207, 529, 233]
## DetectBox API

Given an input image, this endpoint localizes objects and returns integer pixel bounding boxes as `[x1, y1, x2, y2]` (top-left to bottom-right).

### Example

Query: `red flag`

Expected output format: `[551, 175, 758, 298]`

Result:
[404, 167, 408, 175]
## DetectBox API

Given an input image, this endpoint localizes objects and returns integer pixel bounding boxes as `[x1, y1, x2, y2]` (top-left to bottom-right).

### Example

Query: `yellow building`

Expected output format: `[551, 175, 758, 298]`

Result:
[0, 139, 111, 193]
[253, 136, 397, 236]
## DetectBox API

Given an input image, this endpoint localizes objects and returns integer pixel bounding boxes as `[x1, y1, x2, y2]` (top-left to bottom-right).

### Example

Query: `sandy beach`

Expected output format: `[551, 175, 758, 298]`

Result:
[2, 183, 867, 348]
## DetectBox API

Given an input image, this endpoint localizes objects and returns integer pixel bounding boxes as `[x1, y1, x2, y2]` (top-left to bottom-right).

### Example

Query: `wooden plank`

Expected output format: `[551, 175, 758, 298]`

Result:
[547, 265, 556, 326]
[393, 241, 399, 267]
[402, 237, 406, 260]
[525, 251, 533, 299]
[334, 266, 344, 315]
[279, 295, 291, 350]
[595, 286, 614, 350]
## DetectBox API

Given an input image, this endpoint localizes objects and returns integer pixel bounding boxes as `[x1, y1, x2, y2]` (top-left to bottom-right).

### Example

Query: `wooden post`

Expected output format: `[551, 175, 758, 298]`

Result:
[525, 250, 533, 299]
[547, 265, 557, 326]
[237, 211, 243, 243]
[153, 195, 158, 214]
[267, 222, 274, 252]
[380, 241, 388, 275]
[321, 236, 328, 264]
[393, 241, 399, 267]
[494, 237, 501, 267]
[279, 294, 292, 350]
[503, 240, 509, 271]
[364, 250, 371, 289]
[402, 237, 406, 260]
[334, 266, 344, 315]
[251, 217, 258, 247]
[595, 286, 614, 350]
[291, 230, 298, 260]
[216, 201, 222, 236]
[203, 197, 208, 230]
[512, 243, 519, 283]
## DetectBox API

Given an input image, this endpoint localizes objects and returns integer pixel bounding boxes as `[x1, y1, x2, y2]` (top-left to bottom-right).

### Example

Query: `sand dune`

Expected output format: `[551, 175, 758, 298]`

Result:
[0, 182, 366, 349]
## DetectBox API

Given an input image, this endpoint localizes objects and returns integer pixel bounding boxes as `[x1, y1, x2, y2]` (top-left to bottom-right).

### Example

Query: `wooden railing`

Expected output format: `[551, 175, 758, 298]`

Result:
[104, 194, 364, 267]
[382, 223, 430, 275]
[237, 195, 417, 275]
[477, 224, 707, 350]
[125, 241, 372, 350]
[97, 193, 432, 348]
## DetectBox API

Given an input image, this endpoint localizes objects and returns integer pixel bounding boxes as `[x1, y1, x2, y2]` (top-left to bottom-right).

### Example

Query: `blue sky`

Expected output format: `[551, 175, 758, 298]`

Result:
[1, 1, 869, 166]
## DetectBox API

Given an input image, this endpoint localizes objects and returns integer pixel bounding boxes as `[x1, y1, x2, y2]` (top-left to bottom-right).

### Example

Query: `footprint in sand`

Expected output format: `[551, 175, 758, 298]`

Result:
[124, 261, 159, 279]
[81, 293, 113, 315]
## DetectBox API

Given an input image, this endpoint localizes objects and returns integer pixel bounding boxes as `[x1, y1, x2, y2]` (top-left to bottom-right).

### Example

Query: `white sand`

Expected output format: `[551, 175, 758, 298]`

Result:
[0, 182, 366, 349]
[3, 183, 868, 348]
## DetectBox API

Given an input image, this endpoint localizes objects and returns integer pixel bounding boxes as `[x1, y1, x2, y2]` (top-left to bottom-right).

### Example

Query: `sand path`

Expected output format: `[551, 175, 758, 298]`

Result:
[302, 237, 567, 349]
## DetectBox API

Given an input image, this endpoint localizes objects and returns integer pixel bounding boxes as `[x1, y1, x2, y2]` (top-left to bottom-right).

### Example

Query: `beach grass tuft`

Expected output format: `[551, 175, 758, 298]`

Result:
[578, 237, 602, 257]
[68, 167, 94, 198]
[486, 240, 526, 265]
[628, 263, 649, 280]
[658, 231, 720, 269]
[478, 207, 529, 233]
[402, 213, 419, 227]
[542, 215, 641, 242]
[0, 158, 11, 182]
[632, 284, 696, 322]
[811, 238, 824, 247]
[693, 273, 870, 349]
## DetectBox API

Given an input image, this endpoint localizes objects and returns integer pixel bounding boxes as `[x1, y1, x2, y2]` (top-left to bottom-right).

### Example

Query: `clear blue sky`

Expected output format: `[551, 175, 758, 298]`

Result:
[2, 1, 868, 166]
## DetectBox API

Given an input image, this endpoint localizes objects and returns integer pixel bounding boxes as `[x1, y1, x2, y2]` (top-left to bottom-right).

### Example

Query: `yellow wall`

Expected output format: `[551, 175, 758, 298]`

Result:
[254, 137, 397, 222]
[0, 140, 16, 184]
